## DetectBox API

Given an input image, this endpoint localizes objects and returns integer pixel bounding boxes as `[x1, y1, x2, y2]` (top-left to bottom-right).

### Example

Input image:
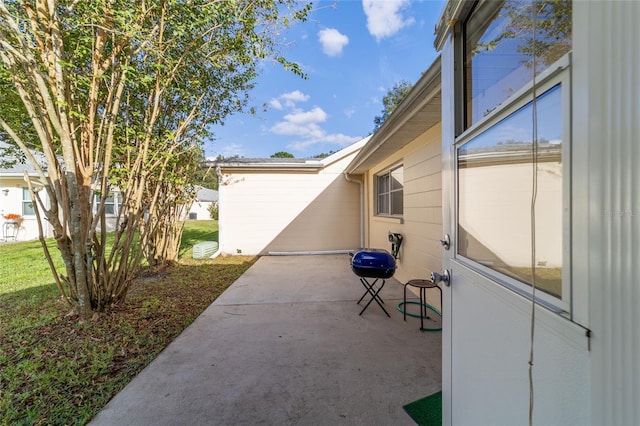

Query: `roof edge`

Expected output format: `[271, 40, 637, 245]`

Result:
[213, 137, 369, 172]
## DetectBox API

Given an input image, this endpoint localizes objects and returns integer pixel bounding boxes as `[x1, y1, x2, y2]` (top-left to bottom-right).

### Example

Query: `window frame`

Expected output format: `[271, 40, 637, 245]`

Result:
[93, 191, 122, 217]
[375, 163, 404, 218]
[454, 50, 572, 313]
[22, 187, 35, 216]
[461, 0, 573, 132]
[104, 193, 116, 216]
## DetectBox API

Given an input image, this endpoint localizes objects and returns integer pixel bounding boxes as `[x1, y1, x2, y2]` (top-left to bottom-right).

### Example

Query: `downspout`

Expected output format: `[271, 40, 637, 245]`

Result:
[208, 165, 223, 259]
[344, 172, 364, 249]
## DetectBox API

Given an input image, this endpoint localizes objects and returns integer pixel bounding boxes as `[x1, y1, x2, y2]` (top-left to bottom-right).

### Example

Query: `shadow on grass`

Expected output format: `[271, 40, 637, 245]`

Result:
[0, 282, 61, 313]
[0, 254, 257, 426]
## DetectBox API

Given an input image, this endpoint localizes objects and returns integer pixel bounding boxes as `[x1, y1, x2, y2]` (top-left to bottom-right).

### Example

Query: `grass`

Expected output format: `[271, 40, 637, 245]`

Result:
[0, 220, 256, 426]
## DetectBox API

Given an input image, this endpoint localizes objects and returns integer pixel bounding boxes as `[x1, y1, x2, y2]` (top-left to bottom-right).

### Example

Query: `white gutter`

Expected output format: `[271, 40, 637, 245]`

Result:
[214, 161, 323, 173]
[343, 172, 365, 249]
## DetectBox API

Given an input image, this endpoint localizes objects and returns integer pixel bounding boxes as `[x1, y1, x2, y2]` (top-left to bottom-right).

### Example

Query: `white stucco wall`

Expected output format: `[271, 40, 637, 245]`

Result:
[218, 148, 363, 255]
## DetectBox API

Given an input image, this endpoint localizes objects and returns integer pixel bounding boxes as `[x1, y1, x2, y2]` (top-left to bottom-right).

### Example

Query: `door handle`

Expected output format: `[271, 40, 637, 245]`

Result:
[440, 234, 451, 251]
[431, 269, 451, 286]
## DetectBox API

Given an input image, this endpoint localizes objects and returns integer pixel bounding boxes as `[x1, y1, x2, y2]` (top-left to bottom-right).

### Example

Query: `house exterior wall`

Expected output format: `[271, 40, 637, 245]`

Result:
[458, 160, 562, 268]
[573, 2, 640, 423]
[364, 124, 443, 308]
[0, 177, 53, 241]
[187, 201, 213, 221]
[218, 152, 361, 255]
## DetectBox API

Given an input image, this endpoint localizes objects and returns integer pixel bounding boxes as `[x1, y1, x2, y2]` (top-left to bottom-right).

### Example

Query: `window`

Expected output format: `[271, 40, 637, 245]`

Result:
[456, 0, 571, 307]
[458, 86, 563, 298]
[464, 0, 572, 129]
[22, 188, 35, 216]
[104, 193, 116, 215]
[94, 191, 122, 216]
[376, 165, 403, 216]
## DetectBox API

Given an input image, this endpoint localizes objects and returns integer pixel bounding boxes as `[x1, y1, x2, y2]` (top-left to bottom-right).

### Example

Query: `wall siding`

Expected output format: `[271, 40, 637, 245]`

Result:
[574, 2, 640, 424]
[366, 124, 443, 308]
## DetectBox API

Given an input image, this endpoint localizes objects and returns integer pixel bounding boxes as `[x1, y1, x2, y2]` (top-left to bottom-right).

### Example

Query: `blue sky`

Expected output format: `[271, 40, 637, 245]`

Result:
[206, 0, 445, 159]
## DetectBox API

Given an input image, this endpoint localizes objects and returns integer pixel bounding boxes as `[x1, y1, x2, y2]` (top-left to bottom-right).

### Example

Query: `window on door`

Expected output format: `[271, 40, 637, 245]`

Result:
[456, 0, 571, 308]
[458, 85, 563, 299]
[464, 0, 572, 129]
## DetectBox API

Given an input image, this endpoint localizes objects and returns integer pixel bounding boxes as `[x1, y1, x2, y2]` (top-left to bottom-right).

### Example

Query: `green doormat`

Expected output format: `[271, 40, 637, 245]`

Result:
[403, 391, 442, 426]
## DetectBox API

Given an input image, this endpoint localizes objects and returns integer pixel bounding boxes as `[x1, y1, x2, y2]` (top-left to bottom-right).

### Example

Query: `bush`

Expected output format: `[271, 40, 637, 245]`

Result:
[208, 202, 219, 220]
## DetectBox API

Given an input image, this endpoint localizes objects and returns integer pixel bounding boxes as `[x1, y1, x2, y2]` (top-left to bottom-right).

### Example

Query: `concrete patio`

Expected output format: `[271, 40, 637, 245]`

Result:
[90, 254, 442, 425]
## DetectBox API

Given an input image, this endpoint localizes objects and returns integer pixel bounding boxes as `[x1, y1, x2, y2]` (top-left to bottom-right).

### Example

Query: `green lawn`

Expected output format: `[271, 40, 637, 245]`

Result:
[0, 220, 256, 425]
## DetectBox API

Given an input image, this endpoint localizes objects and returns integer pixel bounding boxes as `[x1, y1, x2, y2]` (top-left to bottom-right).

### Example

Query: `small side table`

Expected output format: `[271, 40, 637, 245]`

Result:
[401, 279, 442, 331]
[2, 221, 18, 241]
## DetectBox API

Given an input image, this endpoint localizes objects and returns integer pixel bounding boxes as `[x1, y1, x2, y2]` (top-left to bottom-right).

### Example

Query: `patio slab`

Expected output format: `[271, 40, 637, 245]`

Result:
[90, 254, 442, 425]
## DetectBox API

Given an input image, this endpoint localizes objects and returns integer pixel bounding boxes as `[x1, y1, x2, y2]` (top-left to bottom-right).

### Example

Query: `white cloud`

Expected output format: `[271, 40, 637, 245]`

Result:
[318, 28, 349, 57]
[287, 133, 361, 152]
[281, 90, 310, 104]
[344, 107, 356, 118]
[268, 96, 361, 153]
[270, 90, 310, 109]
[269, 99, 283, 110]
[271, 121, 324, 138]
[270, 107, 327, 138]
[362, 0, 415, 42]
[323, 133, 362, 145]
[216, 143, 245, 158]
[283, 107, 327, 124]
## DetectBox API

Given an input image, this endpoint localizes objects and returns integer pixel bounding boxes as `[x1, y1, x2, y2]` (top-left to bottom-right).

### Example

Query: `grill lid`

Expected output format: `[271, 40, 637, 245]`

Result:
[351, 249, 396, 278]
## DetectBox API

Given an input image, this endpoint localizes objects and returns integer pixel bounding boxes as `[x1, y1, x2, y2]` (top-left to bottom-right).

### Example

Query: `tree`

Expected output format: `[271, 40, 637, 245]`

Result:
[0, 0, 310, 319]
[271, 151, 294, 158]
[472, 0, 571, 70]
[195, 163, 220, 191]
[312, 150, 336, 159]
[372, 80, 413, 132]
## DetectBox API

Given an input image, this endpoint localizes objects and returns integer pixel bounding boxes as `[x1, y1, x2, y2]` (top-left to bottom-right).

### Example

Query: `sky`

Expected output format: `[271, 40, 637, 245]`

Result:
[206, 0, 445, 160]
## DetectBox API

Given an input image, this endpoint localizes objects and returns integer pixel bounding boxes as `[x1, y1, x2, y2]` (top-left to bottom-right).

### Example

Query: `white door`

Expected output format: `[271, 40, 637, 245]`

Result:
[438, 2, 590, 423]
[441, 85, 591, 425]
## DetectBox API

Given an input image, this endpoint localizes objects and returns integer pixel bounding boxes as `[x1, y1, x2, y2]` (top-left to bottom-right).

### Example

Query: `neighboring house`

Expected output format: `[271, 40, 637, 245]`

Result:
[216, 1, 639, 424]
[187, 187, 218, 220]
[214, 138, 367, 255]
[0, 142, 53, 241]
[92, 190, 123, 232]
[1, 141, 122, 238]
